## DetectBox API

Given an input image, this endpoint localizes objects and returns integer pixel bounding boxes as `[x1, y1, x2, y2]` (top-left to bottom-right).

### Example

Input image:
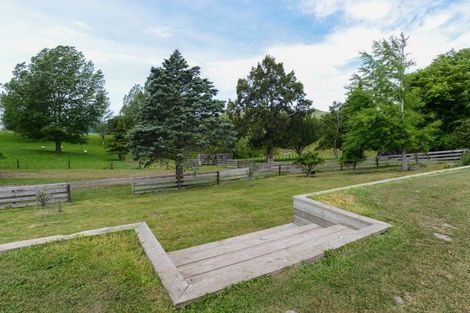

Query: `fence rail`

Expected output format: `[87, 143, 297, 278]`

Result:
[131, 164, 299, 194]
[0, 183, 71, 209]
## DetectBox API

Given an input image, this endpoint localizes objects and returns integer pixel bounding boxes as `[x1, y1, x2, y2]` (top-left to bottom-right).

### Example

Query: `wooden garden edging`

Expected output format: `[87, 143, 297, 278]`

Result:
[0, 182, 71, 209]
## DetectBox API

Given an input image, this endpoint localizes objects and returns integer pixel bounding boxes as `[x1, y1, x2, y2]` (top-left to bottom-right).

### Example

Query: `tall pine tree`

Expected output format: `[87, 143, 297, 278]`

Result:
[128, 50, 229, 188]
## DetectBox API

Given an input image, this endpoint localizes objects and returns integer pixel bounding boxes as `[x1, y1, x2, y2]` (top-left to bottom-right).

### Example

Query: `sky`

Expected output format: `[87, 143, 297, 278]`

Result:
[1, 0, 469, 113]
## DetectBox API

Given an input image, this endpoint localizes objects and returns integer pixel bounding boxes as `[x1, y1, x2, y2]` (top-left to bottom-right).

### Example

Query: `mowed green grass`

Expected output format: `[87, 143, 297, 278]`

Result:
[0, 131, 121, 168]
[0, 131, 222, 185]
[1, 165, 469, 312]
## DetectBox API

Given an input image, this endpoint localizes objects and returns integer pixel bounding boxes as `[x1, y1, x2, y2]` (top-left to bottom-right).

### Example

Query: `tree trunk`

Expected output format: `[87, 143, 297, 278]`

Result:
[401, 148, 408, 171]
[333, 139, 338, 159]
[175, 158, 184, 190]
[266, 148, 274, 166]
[55, 141, 62, 153]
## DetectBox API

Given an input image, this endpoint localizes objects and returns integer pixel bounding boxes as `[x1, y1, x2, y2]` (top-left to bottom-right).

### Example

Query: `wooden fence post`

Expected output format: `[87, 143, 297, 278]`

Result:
[216, 171, 220, 185]
[278, 164, 281, 176]
[66, 183, 71, 202]
[131, 177, 134, 195]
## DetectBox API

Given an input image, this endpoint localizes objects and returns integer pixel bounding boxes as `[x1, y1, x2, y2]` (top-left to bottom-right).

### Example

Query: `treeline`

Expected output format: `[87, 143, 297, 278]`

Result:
[323, 34, 470, 170]
[1, 34, 469, 179]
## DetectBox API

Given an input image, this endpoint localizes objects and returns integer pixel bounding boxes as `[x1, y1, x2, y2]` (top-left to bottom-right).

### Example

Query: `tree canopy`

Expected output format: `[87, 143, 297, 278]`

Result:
[410, 48, 470, 148]
[120, 84, 145, 127]
[128, 50, 232, 187]
[228, 55, 313, 164]
[342, 34, 439, 170]
[0, 45, 109, 152]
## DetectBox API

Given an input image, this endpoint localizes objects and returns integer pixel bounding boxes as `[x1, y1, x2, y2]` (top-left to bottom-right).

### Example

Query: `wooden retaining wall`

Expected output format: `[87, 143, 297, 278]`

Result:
[0, 183, 71, 209]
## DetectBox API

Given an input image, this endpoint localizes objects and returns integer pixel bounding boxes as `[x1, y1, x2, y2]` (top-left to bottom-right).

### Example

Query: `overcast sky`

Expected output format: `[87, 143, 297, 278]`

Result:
[1, 0, 469, 113]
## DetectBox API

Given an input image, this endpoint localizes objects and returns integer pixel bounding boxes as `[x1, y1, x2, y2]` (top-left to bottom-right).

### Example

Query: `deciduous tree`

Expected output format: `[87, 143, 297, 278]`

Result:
[0, 46, 109, 152]
[228, 55, 313, 164]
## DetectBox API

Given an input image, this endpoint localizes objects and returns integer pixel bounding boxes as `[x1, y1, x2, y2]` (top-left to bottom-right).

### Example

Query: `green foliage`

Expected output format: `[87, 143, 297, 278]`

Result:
[461, 152, 470, 166]
[128, 50, 231, 183]
[410, 48, 470, 145]
[448, 119, 470, 149]
[233, 137, 263, 159]
[204, 114, 237, 154]
[120, 84, 145, 127]
[294, 151, 324, 176]
[286, 115, 321, 155]
[340, 147, 367, 170]
[319, 101, 346, 158]
[228, 55, 313, 163]
[106, 116, 130, 160]
[0, 46, 109, 152]
[343, 34, 439, 170]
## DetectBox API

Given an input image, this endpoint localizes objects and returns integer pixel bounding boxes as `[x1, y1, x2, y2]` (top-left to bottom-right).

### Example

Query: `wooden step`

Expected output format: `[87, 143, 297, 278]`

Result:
[177, 225, 356, 305]
[169, 223, 320, 267]
[178, 224, 348, 278]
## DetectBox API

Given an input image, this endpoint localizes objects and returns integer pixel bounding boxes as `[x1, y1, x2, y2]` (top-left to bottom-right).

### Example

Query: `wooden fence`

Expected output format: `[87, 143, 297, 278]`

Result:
[131, 165, 293, 194]
[0, 183, 71, 209]
[377, 149, 466, 163]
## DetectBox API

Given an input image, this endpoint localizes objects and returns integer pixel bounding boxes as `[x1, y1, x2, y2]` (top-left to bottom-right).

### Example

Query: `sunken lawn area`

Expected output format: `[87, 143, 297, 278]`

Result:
[0, 165, 469, 312]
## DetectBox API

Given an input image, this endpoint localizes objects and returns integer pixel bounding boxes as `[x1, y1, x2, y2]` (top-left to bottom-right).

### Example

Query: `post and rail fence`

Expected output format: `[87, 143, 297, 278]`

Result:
[0, 182, 71, 209]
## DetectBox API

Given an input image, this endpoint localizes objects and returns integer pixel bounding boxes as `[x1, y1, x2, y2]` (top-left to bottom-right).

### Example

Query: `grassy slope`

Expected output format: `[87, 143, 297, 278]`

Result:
[0, 131, 117, 167]
[0, 131, 221, 185]
[1, 165, 468, 312]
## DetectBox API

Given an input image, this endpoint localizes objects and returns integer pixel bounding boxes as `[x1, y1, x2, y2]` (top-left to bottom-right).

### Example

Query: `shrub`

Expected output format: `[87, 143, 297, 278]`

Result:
[246, 162, 259, 179]
[36, 189, 50, 226]
[462, 152, 470, 166]
[340, 148, 366, 171]
[294, 151, 324, 177]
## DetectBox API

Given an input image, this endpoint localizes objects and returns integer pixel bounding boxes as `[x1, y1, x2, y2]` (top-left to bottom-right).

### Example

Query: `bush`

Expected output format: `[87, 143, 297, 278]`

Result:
[294, 151, 324, 177]
[462, 152, 470, 166]
[340, 148, 366, 171]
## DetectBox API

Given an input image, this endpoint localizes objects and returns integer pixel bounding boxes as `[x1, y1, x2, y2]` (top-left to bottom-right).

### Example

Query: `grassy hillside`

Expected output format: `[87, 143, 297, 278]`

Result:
[0, 131, 131, 169]
[0, 131, 223, 184]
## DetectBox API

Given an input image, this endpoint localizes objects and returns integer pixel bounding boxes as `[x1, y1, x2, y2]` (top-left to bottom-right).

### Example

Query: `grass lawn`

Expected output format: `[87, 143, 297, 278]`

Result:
[0, 164, 469, 312]
[0, 131, 125, 169]
[0, 131, 223, 185]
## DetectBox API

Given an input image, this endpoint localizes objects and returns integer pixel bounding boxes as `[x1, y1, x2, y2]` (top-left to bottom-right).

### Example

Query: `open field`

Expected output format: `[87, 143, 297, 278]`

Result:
[0, 131, 223, 185]
[1, 164, 469, 312]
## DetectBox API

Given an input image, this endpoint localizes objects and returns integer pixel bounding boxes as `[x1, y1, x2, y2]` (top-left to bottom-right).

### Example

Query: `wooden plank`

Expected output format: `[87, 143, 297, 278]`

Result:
[178, 224, 343, 278]
[168, 223, 299, 265]
[0, 183, 68, 193]
[293, 214, 317, 226]
[0, 223, 141, 253]
[0, 188, 69, 198]
[294, 197, 372, 230]
[294, 208, 336, 227]
[134, 223, 189, 303]
[0, 193, 69, 204]
[176, 226, 355, 307]
[170, 223, 320, 267]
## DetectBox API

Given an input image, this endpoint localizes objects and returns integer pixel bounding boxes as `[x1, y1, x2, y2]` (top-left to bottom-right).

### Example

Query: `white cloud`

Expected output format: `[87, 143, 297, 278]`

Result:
[73, 20, 92, 31]
[0, 0, 469, 114]
[205, 0, 470, 110]
[147, 26, 172, 38]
